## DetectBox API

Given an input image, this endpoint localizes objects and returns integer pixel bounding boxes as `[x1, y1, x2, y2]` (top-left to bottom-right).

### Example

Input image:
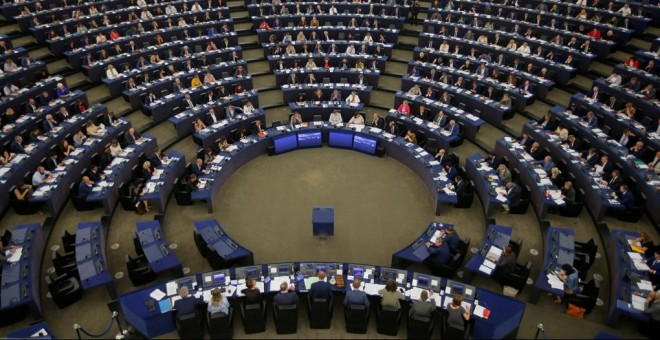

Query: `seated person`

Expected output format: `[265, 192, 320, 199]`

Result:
[404, 130, 417, 144]
[13, 181, 33, 201]
[78, 176, 94, 198]
[32, 166, 52, 186]
[501, 182, 522, 213]
[208, 288, 230, 315]
[425, 237, 451, 266]
[344, 278, 370, 308]
[554, 264, 579, 304]
[309, 271, 333, 301]
[329, 110, 343, 126]
[494, 245, 517, 284]
[273, 282, 299, 306]
[443, 225, 460, 254]
[445, 294, 471, 338]
[378, 279, 405, 310]
[241, 278, 263, 305]
[611, 184, 635, 209]
[174, 286, 204, 316]
[347, 112, 365, 125]
[409, 290, 436, 318]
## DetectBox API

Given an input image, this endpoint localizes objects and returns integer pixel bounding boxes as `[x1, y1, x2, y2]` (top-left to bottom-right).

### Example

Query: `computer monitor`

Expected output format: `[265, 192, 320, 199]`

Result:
[273, 133, 298, 154]
[352, 134, 378, 155]
[297, 130, 322, 148]
[347, 264, 376, 279]
[445, 279, 476, 300]
[328, 130, 354, 149]
[417, 275, 430, 288]
[267, 263, 294, 277]
[202, 269, 230, 288]
[235, 266, 262, 280]
[300, 262, 340, 277]
[175, 276, 197, 291]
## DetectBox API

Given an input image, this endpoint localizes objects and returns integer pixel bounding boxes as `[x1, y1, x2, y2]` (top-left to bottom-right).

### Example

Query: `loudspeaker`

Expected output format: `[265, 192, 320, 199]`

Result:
[376, 146, 385, 157]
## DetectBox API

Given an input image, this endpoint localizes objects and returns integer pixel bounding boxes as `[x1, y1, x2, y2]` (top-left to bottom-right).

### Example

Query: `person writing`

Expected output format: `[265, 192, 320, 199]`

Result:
[207, 288, 230, 315]
[273, 282, 299, 306]
[309, 271, 333, 301]
[554, 264, 579, 304]
[241, 278, 263, 304]
[425, 237, 452, 266]
[174, 286, 204, 316]
[378, 279, 405, 310]
[409, 290, 436, 318]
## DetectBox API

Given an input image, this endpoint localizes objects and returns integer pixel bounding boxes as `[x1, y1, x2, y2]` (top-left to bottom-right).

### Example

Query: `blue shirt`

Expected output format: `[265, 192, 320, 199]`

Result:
[564, 269, 580, 293]
[344, 289, 370, 308]
[207, 297, 230, 314]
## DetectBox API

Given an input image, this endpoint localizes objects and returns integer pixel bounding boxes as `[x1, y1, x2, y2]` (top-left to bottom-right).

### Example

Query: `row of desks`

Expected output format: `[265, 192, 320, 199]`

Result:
[256, 26, 400, 45]
[136, 220, 183, 277]
[246, 1, 410, 17]
[250, 13, 406, 30]
[118, 260, 525, 338]
[274, 68, 380, 87]
[194, 219, 254, 268]
[75, 221, 115, 298]
[138, 151, 187, 215]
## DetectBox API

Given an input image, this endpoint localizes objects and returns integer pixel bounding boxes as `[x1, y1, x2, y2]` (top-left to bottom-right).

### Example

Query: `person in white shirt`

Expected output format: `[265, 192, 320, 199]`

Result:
[517, 42, 530, 54]
[617, 4, 631, 16]
[329, 5, 338, 14]
[363, 33, 373, 43]
[106, 64, 119, 79]
[347, 112, 365, 125]
[329, 110, 343, 125]
[242, 101, 256, 114]
[506, 40, 517, 51]
[191, 2, 203, 11]
[137, 0, 147, 6]
[140, 9, 153, 19]
[32, 166, 52, 186]
[606, 71, 622, 85]
[3, 84, 18, 95]
[346, 44, 356, 55]
[575, 0, 587, 7]
[96, 33, 107, 44]
[439, 41, 450, 53]
[165, 4, 177, 15]
[346, 91, 360, 104]
[408, 84, 422, 96]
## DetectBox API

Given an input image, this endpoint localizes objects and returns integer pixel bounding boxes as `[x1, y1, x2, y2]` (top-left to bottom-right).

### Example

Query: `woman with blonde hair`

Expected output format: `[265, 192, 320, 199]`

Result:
[208, 288, 230, 314]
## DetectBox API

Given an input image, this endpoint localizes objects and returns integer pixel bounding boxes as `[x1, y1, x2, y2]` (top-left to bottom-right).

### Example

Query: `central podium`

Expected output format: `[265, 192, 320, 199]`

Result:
[312, 206, 335, 237]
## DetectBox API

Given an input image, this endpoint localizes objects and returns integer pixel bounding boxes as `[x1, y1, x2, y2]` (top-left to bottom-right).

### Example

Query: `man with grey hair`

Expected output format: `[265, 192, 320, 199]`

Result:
[173, 286, 203, 316]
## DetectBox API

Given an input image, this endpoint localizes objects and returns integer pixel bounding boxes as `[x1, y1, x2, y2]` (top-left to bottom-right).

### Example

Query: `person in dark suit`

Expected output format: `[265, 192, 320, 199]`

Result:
[10, 136, 26, 154]
[24, 98, 39, 114]
[150, 147, 166, 168]
[144, 92, 157, 106]
[86, 165, 102, 182]
[502, 182, 521, 213]
[174, 286, 204, 316]
[102, 111, 117, 126]
[251, 120, 266, 135]
[370, 113, 384, 129]
[582, 148, 599, 167]
[494, 245, 517, 284]
[581, 111, 598, 129]
[386, 121, 400, 136]
[453, 176, 467, 197]
[44, 152, 61, 171]
[613, 184, 635, 209]
[241, 278, 263, 304]
[443, 120, 459, 137]
[185, 174, 198, 193]
[344, 278, 370, 308]
[536, 113, 557, 131]
[443, 225, 461, 254]
[42, 114, 58, 132]
[425, 237, 452, 266]
[78, 176, 94, 198]
[124, 128, 142, 145]
[409, 290, 436, 318]
[560, 181, 576, 203]
[273, 282, 299, 306]
[192, 158, 206, 177]
[309, 271, 333, 301]
[444, 161, 459, 182]
[646, 250, 660, 286]
[594, 155, 613, 181]
[528, 142, 544, 160]
[517, 133, 533, 151]
[203, 109, 221, 126]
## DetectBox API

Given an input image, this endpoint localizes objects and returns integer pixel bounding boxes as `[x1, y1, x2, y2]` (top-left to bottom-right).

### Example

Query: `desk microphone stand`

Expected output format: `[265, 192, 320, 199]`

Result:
[534, 323, 547, 340]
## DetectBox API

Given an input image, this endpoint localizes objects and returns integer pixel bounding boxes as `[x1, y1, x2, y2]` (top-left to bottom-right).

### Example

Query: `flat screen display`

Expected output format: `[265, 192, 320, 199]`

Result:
[328, 130, 354, 149]
[417, 276, 430, 288]
[297, 131, 322, 148]
[352, 267, 364, 277]
[273, 134, 298, 154]
[213, 274, 225, 284]
[353, 134, 378, 155]
[245, 268, 259, 279]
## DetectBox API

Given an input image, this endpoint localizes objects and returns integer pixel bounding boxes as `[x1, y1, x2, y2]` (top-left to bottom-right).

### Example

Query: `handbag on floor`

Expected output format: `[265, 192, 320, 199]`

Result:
[566, 303, 585, 319]
[503, 286, 518, 297]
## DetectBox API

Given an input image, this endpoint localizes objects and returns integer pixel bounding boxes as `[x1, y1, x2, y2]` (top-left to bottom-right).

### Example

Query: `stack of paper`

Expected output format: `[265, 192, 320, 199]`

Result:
[631, 294, 646, 311]
[547, 273, 564, 290]
[303, 277, 319, 290]
[633, 260, 650, 271]
[149, 288, 166, 301]
[268, 276, 290, 292]
[473, 305, 491, 319]
[486, 246, 503, 262]
[363, 283, 385, 296]
[408, 287, 425, 301]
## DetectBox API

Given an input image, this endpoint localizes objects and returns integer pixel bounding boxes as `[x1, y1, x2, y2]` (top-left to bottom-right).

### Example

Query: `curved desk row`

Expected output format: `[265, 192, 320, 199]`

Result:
[386, 109, 460, 152]
[75, 221, 115, 298]
[418, 32, 576, 86]
[0, 75, 63, 119]
[193, 219, 254, 269]
[139, 151, 187, 215]
[118, 260, 526, 339]
[422, 18, 595, 73]
[124, 61, 248, 109]
[102, 47, 243, 95]
[394, 91, 485, 142]
[246, 1, 410, 18]
[169, 90, 259, 138]
[463, 225, 513, 282]
[261, 40, 394, 59]
[0, 62, 48, 91]
[190, 122, 459, 215]
[288, 102, 364, 122]
[0, 223, 45, 318]
[136, 219, 183, 278]
[29, 117, 131, 216]
[494, 137, 564, 220]
[606, 230, 651, 326]
[569, 93, 659, 153]
[391, 222, 454, 269]
[411, 46, 555, 100]
[141, 75, 253, 124]
[193, 109, 266, 150]
[530, 226, 575, 304]
[401, 75, 509, 125]
[86, 134, 157, 215]
[251, 13, 406, 30]
[0, 104, 108, 215]
[282, 83, 372, 104]
[548, 106, 660, 225]
[593, 78, 659, 121]
[256, 26, 400, 45]
[274, 67, 380, 87]
[267, 53, 388, 73]
[465, 152, 510, 219]
[521, 121, 622, 222]
[614, 63, 660, 91]
[13, 0, 125, 31]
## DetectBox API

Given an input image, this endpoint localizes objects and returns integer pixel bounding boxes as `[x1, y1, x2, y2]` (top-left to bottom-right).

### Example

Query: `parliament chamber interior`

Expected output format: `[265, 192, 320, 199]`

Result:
[1, 0, 660, 338]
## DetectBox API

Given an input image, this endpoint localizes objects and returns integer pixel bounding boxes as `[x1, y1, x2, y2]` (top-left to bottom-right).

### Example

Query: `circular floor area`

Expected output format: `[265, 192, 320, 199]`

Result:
[211, 147, 439, 265]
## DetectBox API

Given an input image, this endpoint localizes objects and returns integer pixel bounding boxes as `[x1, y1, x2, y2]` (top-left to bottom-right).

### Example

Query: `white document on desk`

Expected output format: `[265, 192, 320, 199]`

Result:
[478, 264, 493, 275]
[631, 294, 646, 311]
[363, 283, 385, 296]
[149, 289, 166, 301]
[166, 281, 178, 296]
[633, 260, 650, 271]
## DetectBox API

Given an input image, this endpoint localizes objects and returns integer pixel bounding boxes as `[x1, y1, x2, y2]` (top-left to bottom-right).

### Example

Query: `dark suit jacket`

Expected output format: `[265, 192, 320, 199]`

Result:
[529, 147, 545, 161]
[444, 231, 461, 254]
[45, 157, 60, 171]
[455, 180, 468, 197]
[274, 292, 299, 306]
[124, 132, 141, 145]
[78, 183, 93, 198]
[371, 117, 385, 129]
[204, 112, 222, 126]
[386, 124, 400, 136]
[427, 243, 452, 265]
[174, 296, 203, 316]
[10, 141, 25, 154]
[192, 164, 205, 177]
[507, 185, 522, 206]
[309, 281, 333, 301]
[608, 176, 623, 191]
[537, 117, 557, 131]
[617, 191, 635, 209]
